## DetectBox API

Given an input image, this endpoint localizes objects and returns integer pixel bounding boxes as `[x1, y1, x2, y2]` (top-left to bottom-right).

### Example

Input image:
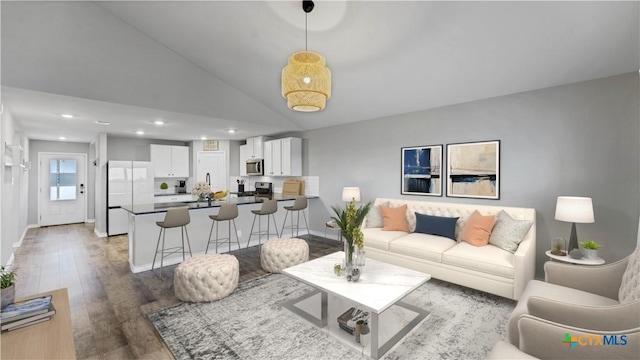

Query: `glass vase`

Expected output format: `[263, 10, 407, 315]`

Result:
[344, 240, 354, 275]
[356, 247, 366, 267]
[551, 237, 566, 256]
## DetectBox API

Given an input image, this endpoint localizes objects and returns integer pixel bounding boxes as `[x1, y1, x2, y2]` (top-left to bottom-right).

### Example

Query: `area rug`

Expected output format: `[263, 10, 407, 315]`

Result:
[148, 274, 515, 360]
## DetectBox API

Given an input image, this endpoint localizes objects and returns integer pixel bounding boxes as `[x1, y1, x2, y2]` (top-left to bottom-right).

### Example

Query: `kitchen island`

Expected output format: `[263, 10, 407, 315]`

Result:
[121, 194, 316, 273]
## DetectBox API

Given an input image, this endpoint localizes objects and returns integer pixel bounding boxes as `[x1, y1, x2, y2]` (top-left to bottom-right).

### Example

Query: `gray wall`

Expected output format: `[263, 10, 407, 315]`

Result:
[28, 140, 92, 224]
[106, 135, 188, 161]
[303, 72, 639, 278]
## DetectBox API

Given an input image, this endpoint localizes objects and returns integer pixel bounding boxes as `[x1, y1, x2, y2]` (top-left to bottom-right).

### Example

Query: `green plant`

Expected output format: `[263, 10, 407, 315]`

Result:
[160, 182, 169, 190]
[1, 266, 16, 289]
[579, 240, 603, 250]
[331, 199, 373, 251]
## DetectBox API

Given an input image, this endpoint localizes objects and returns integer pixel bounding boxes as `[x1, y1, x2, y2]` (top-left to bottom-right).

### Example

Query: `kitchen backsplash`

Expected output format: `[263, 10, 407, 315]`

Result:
[154, 179, 185, 194]
[228, 176, 319, 196]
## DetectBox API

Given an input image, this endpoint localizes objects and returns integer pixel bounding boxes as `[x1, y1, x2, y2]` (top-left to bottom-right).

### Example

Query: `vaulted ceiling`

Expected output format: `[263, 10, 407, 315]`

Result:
[1, 1, 638, 142]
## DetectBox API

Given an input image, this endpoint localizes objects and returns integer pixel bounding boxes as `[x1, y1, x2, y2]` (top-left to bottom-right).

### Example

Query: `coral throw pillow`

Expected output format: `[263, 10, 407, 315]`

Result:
[380, 204, 410, 232]
[460, 210, 496, 246]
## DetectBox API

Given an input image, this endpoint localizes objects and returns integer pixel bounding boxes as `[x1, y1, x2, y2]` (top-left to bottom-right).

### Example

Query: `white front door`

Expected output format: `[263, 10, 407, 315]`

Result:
[39, 153, 87, 226]
[196, 152, 227, 192]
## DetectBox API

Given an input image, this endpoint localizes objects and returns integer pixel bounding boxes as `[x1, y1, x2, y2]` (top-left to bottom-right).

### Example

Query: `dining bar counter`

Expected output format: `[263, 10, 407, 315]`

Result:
[121, 194, 317, 215]
[122, 194, 317, 273]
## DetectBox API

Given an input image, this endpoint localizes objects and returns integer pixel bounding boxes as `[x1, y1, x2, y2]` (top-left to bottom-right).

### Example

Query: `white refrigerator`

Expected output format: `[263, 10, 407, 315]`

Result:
[107, 161, 154, 236]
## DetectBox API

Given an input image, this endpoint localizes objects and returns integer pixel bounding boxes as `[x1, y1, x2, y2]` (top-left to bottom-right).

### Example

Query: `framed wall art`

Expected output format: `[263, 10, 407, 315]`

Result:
[401, 145, 443, 196]
[203, 140, 219, 151]
[447, 140, 500, 199]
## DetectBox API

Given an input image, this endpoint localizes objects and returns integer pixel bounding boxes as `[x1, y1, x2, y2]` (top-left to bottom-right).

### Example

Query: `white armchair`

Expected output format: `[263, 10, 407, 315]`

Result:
[500, 245, 639, 359]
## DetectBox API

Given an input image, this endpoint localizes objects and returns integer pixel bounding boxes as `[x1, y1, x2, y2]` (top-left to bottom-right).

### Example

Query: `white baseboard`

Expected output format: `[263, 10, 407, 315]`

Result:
[86, 219, 95, 224]
[5, 253, 15, 268]
[13, 227, 27, 248]
[94, 228, 107, 238]
[12, 225, 39, 248]
[310, 229, 341, 241]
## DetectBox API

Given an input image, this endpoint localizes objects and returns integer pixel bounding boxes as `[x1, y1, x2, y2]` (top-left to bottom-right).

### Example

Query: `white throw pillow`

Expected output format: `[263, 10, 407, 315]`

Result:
[488, 210, 533, 252]
[365, 201, 388, 228]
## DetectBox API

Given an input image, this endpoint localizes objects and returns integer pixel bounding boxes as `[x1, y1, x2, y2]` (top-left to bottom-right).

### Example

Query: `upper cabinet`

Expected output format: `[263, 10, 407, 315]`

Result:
[245, 136, 270, 159]
[150, 144, 189, 178]
[264, 137, 302, 176]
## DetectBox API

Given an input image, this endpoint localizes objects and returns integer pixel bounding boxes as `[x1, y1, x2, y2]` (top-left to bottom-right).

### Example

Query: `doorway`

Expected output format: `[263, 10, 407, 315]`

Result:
[196, 151, 227, 192]
[39, 153, 87, 226]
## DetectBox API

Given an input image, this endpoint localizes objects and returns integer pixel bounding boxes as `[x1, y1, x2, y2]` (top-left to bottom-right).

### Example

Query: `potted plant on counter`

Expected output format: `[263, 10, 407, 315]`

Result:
[1, 266, 17, 309]
[579, 240, 603, 260]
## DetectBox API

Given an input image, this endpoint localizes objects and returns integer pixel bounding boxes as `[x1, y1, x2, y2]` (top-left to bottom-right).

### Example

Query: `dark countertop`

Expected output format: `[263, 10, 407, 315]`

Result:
[121, 194, 317, 215]
[153, 193, 191, 197]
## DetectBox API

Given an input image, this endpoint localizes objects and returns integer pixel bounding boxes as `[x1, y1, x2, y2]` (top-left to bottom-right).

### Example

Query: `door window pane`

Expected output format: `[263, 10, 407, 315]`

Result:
[50, 159, 77, 200]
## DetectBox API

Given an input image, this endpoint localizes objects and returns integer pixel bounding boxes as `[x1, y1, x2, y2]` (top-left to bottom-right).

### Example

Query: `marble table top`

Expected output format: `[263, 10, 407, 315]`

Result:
[283, 251, 430, 314]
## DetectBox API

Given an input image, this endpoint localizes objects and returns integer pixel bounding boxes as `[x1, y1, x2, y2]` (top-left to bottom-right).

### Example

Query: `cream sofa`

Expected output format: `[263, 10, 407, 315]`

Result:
[362, 198, 536, 300]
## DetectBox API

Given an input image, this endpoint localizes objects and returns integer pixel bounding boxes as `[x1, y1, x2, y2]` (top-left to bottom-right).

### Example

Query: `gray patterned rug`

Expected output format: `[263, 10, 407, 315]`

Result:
[148, 274, 515, 360]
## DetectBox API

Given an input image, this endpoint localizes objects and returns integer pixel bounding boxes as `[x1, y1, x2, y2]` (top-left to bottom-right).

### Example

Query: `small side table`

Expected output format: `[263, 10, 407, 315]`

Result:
[545, 250, 605, 265]
[324, 220, 342, 243]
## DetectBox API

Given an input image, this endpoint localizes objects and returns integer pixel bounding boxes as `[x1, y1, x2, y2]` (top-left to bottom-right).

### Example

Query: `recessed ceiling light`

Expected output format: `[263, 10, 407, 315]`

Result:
[200, 136, 207, 140]
[61, 114, 74, 119]
[227, 129, 236, 134]
[136, 130, 145, 135]
[154, 120, 164, 125]
[58, 136, 67, 140]
[94, 120, 110, 126]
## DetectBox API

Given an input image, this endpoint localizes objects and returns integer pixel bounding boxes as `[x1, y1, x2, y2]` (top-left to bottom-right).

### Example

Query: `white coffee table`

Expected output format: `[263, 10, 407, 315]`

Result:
[282, 251, 431, 359]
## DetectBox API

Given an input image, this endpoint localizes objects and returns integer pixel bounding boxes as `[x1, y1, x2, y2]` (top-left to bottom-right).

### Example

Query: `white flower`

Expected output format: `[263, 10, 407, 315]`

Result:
[191, 181, 212, 196]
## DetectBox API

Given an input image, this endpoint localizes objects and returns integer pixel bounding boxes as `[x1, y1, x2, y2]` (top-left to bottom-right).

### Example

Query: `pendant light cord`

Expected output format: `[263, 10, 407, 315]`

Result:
[305, 12, 308, 51]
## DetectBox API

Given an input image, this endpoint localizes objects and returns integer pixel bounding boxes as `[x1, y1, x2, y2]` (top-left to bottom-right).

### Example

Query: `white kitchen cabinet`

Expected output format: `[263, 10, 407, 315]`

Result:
[245, 136, 270, 159]
[239, 144, 249, 176]
[263, 137, 301, 176]
[150, 144, 190, 178]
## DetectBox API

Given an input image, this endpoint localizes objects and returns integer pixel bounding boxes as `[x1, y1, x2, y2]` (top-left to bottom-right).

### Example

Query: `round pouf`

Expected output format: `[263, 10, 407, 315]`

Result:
[261, 238, 309, 273]
[174, 254, 239, 302]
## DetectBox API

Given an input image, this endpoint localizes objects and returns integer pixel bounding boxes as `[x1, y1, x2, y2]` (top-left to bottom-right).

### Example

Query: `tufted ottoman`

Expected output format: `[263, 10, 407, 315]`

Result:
[261, 238, 309, 273]
[174, 254, 239, 302]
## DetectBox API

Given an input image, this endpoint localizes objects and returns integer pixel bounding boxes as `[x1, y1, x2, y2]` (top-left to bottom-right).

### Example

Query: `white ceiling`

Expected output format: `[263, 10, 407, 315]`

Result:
[1, 1, 638, 143]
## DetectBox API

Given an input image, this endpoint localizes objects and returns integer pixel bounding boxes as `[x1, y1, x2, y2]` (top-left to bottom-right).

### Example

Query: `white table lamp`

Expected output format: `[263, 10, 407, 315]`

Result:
[555, 196, 594, 252]
[342, 187, 361, 202]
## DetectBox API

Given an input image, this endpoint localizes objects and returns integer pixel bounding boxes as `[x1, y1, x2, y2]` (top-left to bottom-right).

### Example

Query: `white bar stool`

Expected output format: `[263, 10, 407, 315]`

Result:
[152, 207, 192, 278]
[281, 196, 309, 238]
[206, 203, 241, 254]
[247, 199, 279, 248]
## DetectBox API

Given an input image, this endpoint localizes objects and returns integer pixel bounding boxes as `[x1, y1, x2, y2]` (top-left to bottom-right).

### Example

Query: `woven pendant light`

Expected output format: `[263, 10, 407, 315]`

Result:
[282, 1, 331, 112]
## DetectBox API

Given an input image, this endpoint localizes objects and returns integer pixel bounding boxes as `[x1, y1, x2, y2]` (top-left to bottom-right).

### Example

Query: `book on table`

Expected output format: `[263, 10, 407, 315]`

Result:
[1, 303, 56, 331]
[337, 307, 369, 335]
[1, 295, 53, 324]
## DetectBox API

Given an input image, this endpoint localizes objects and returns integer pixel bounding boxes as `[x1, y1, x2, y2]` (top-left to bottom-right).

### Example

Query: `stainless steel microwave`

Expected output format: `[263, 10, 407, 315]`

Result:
[246, 159, 263, 176]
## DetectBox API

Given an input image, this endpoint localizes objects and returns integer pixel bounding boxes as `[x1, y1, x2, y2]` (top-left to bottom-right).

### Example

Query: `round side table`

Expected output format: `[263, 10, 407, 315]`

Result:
[545, 250, 605, 265]
[324, 220, 342, 242]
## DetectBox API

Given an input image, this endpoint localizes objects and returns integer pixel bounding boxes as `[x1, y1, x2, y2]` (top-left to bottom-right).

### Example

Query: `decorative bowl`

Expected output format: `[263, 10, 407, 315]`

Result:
[212, 190, 228, 200]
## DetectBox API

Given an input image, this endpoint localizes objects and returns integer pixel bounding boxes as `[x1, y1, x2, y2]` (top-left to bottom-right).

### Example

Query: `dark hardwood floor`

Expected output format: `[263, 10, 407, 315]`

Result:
[10, 223, 342, 359]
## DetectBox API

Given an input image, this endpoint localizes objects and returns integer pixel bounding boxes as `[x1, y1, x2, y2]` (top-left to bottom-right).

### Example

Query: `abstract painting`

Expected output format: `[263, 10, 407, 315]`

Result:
[447, 140, 500, 199]
[401, 145, 443, 196]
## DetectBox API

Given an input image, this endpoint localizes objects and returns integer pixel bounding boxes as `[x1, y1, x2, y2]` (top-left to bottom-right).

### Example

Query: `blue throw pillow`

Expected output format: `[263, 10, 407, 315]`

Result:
[414, 213, 459, 240]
